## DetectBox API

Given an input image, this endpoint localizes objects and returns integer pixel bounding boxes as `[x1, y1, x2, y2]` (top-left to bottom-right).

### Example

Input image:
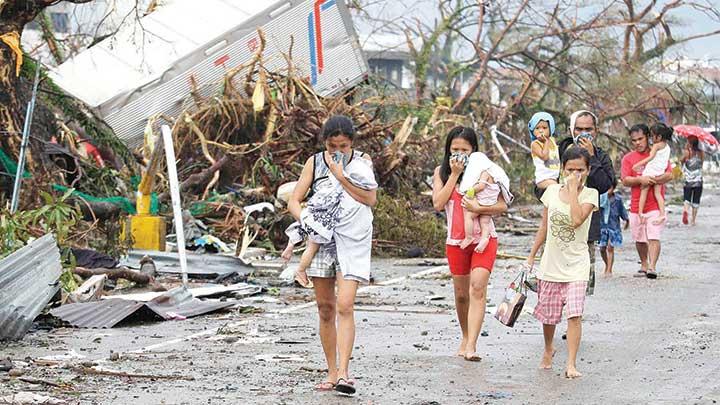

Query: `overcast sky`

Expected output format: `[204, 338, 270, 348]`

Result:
[355, 1, 720, 62]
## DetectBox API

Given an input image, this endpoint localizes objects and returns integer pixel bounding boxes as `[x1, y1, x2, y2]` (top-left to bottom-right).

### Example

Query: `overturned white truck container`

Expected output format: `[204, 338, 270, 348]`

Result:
[51, 0, 368, 147]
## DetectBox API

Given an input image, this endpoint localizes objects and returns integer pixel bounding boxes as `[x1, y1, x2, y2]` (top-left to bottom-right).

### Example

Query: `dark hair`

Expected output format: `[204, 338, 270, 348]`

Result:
[561, 145, 591, 168]
[439, 126, 479, 184]
[629, 123, 650, 137]
[650, 122, 673, 142]
[688, 136, 701, 152]
[322, 115, 355, 140]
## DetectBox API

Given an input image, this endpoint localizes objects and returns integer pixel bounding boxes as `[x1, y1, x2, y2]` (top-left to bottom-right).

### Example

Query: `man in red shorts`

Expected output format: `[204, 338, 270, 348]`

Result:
[621, 124, 673, 279]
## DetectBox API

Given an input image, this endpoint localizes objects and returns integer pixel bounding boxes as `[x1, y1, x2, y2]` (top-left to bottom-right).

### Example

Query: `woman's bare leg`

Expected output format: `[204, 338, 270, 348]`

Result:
[452, 275, 470, 356]
[313, 277, 338, 385]
[335, 274, 359, 381]
[465, 268, 490, 361]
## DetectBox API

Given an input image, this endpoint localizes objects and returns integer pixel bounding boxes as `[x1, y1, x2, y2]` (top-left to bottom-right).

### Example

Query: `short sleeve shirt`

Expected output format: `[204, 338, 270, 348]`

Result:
[621, 151, 672, 213]
[538, 184, 599, 282]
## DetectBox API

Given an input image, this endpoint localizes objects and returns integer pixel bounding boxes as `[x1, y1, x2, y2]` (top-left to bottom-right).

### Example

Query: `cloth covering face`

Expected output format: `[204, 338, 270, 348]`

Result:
[285, 153, 377, 283]
[538, 184, 599, 282]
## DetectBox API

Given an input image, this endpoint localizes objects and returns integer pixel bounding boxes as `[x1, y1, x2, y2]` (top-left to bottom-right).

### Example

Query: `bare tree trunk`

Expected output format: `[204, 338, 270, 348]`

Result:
[0, 0, 93, 144]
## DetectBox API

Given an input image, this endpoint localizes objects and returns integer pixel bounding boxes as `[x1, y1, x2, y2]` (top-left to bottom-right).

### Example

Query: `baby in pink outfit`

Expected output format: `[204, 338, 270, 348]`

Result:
[458, 152, 513, 252]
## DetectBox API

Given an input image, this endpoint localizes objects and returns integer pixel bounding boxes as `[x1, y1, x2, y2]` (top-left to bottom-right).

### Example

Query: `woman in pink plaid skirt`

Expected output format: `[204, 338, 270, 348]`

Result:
[527, 146, 598, 379]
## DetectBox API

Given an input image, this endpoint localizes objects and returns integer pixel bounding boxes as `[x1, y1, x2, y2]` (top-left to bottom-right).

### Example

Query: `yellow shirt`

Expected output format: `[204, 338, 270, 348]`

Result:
[538, 184, 599, 282]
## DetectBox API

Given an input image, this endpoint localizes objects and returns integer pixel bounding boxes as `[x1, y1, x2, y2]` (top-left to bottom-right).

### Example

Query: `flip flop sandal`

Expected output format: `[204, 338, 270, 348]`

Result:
[464, 353, 482, 362]
[314, 381, 335, 391]
[334, 378, 356, 396]
[633, 270, 647, 278]
[646, 270, 657, 279]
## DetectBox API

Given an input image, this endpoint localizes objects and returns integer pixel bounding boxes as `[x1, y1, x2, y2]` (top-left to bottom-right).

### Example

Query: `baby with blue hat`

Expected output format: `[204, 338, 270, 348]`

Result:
[529, 112, 561, 199]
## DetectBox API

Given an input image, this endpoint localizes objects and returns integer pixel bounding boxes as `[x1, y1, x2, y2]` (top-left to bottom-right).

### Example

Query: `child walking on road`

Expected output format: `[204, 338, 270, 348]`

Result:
[632, 123, 673, 224]
[527, 146, 598, 379]
[599, 183, 629, 276]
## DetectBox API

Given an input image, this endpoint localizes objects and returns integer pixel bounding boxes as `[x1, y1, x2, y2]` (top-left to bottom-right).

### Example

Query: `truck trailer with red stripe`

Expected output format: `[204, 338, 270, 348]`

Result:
[49, 0, 369, 148]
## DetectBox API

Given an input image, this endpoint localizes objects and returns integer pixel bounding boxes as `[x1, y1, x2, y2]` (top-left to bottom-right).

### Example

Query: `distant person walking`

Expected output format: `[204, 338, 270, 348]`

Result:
[681, 136, 704, 226]
[598, 181, 629, 277]
[431, 126, 508, 362]
[621, 124, 673, 279]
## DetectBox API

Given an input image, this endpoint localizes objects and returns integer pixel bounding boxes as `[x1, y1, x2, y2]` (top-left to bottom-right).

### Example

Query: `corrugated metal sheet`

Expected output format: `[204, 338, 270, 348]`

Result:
[0, 234, 62, 341]
[49, 299, 151, 328]
[121, 250, 252, 278]
[50, 286, 233, 328]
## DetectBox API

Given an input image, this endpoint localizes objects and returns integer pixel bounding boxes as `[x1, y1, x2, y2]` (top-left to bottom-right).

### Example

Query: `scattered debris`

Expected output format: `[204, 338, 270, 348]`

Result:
[0, 392, 68, 405]
[71, 266, 164, 290]
[0, 234, 62, 341]
[70, 248, 119, 269]
[393, 258, 448, 267]
[8, 368, 24, 377]
[68, 365, 194, 380]
[477, 391, 512, 400]
[67, 274, 107, 303]
[17, 376, 71, 389]
[106, 283, 259, 301]
[35, 350, 85, 363]
[50, 286, 234, 328]
[0, 358, 13, 372]
[138, 255, 157, 277]
[122, 250, 252, 279]
[255, 354, 305, 362]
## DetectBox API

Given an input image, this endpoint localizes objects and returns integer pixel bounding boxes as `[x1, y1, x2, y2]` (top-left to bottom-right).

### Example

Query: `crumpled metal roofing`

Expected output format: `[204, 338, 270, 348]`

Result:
[121, 250, 253, 278]
[0, 234, 62, 341]
[50, 286, 233, 328]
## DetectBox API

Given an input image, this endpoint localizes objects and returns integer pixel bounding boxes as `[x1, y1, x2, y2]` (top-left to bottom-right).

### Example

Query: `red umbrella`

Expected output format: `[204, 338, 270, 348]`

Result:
[673, 125, 719, 146]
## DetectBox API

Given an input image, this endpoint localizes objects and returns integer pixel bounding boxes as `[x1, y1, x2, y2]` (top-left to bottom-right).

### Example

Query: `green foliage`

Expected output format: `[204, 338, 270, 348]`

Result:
[372, 190, 446, 257]
[1, 188, 79, 258]
[499, 155, 536, 204]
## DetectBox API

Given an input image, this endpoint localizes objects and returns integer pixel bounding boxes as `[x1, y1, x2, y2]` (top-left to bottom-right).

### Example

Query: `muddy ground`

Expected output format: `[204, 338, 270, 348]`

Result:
[2, 181, 720, 405]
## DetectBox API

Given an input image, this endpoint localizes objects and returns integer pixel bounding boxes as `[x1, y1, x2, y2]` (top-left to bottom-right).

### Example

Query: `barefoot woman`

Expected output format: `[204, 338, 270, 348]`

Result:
[288, 115, 377, 396]
[432, 126, 508, 361]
